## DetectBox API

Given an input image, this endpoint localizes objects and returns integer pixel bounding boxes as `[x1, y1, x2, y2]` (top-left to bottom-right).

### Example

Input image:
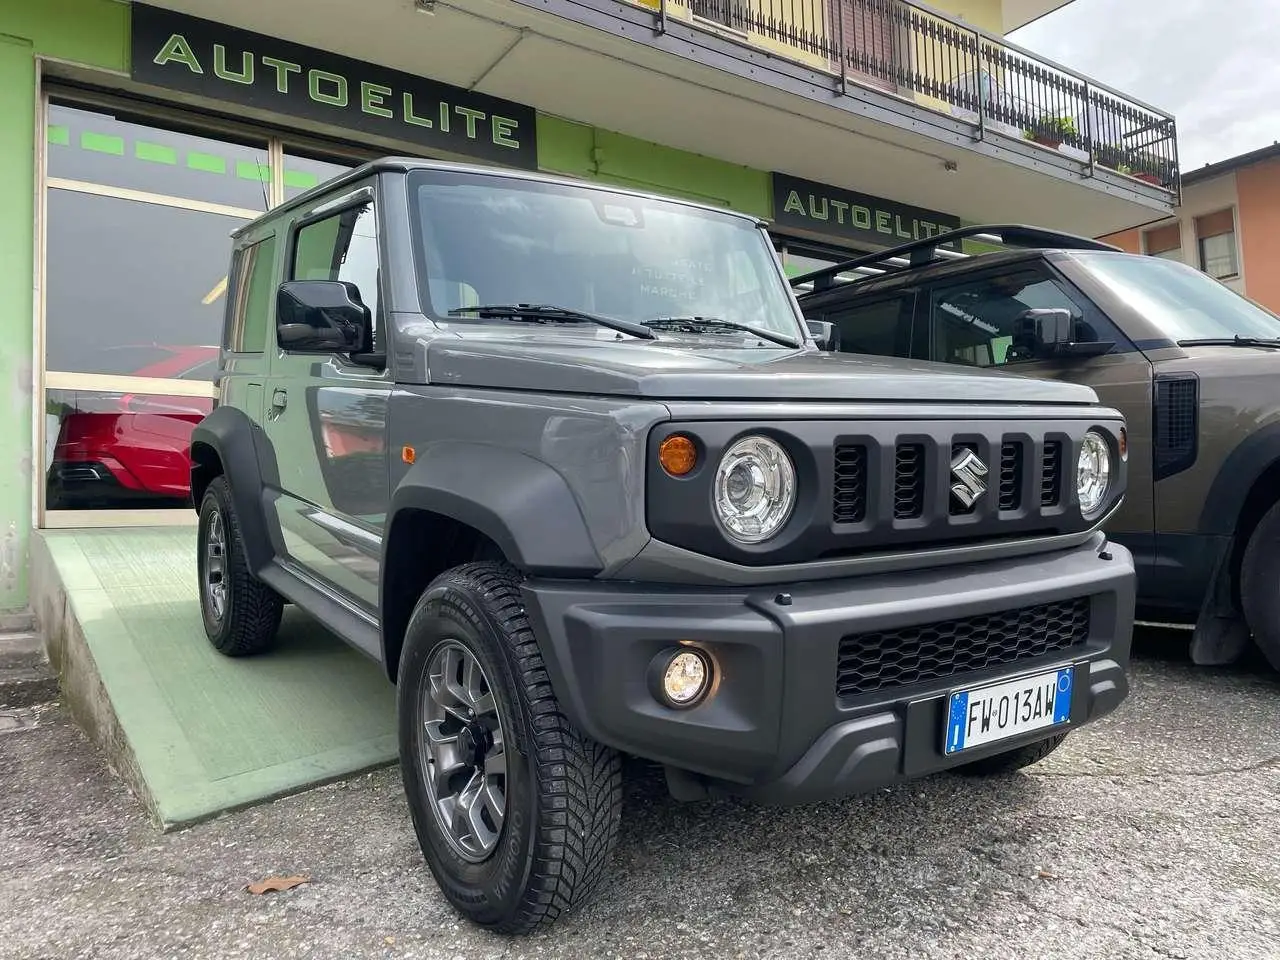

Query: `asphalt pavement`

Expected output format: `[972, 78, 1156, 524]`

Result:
[2, 629, 1278, 960]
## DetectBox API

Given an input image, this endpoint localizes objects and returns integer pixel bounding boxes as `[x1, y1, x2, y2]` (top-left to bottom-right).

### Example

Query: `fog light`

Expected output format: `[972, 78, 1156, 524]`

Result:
[658, 649, 711, 708]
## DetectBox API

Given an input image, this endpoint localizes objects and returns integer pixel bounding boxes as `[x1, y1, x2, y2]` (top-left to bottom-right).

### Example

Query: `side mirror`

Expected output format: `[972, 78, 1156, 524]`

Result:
[806, 319, 839, 352]
[276, 280, 371, 353]
[1013, 308, 1114, 360]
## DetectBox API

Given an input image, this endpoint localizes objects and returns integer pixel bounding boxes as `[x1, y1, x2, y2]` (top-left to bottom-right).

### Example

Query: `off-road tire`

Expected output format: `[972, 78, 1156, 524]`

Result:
[397, 562, 623, 933]
[1239, 500, 1280, 671]
[950, 732, 1068, 776]
[197, 476, 283, 656]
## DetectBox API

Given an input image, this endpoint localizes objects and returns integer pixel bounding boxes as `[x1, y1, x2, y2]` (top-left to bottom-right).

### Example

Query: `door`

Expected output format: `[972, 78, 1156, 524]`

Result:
[260, 183, 390, 611]
[922, 264, 1155, 541]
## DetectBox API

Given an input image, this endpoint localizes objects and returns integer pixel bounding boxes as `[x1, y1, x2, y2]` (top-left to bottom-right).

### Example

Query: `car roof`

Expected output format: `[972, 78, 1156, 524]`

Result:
[792, 224, 1121, 305]
[231, 156, 769, 239]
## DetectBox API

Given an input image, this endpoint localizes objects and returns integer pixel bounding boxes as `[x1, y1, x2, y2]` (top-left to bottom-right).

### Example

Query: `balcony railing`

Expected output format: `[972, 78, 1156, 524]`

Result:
[650, 0, 1179, 198]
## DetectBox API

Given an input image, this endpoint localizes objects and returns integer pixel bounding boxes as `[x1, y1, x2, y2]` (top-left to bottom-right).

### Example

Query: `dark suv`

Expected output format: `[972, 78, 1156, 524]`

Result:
[190, 167, 1134, 933]
[794, 224, 1280, 671]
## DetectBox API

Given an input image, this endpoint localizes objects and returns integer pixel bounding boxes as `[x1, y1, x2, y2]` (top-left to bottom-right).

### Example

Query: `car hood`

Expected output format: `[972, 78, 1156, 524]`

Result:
[417, 333, 1099, 405]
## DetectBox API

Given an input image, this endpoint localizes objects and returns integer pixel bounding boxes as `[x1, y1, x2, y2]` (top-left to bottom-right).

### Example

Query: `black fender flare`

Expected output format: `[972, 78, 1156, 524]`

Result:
[1197, 422, 1280, 538]
[384, 442, 604, 577]
[189, 405, 276, 574]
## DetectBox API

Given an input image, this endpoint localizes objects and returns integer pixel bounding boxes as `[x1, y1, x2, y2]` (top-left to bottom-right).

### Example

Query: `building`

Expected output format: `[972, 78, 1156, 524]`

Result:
[1, 0, 1178, 616]
[1101, 143, 1280, 313]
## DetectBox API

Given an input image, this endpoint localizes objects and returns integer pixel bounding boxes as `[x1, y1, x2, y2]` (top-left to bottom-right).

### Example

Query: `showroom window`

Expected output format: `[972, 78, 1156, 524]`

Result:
[39, 92, 371, 526]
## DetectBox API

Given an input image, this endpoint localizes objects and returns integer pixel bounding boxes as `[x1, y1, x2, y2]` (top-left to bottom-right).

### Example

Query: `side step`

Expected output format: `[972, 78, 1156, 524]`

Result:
[0, 624, 57, 709]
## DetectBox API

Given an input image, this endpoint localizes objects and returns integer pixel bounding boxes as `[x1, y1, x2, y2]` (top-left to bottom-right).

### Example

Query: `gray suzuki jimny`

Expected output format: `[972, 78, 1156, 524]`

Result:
[190, 159, 1134, 933]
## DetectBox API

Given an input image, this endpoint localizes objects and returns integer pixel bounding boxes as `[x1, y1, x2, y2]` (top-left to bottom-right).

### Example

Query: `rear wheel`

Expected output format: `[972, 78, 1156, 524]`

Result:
[1239, 500, 1280, 671]
[197, 476, 282, 656]
[397, 562, 622, 933]
[950, 732, 1068, 776]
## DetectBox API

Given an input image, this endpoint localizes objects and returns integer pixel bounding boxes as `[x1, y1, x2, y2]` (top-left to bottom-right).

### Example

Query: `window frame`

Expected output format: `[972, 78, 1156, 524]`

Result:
[36, 86, 377, 528]
[280, 182, 384, 356]
[921, 260, 1135, 368]
[225, 233, 279, 354]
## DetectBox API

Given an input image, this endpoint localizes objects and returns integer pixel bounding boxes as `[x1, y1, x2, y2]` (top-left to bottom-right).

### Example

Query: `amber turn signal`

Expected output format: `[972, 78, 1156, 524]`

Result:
[659, 435, 697, 476]
[1118, 427, 1128, 460]
[402, 445, 416, 464]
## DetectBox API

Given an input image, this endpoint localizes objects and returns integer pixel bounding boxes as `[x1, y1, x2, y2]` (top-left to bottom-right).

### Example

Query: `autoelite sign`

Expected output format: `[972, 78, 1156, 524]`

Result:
[772, 173, 962, 249]
[130, 3, 538, 169]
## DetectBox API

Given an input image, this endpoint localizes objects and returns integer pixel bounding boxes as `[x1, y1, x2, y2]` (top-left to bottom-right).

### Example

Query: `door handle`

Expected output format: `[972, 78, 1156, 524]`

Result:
[271, 388, 288, 411]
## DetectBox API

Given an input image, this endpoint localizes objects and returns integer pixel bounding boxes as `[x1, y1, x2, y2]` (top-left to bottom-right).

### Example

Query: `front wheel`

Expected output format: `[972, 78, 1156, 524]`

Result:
[950, 732, 1068, 776]
[397, 562, 622, 933]
[1239, 500, 1280, 671]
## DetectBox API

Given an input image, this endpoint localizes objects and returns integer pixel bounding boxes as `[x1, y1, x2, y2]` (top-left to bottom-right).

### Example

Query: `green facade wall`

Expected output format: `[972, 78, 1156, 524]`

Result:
[0, 0, 129, 611]
[536, 115, 771, 218]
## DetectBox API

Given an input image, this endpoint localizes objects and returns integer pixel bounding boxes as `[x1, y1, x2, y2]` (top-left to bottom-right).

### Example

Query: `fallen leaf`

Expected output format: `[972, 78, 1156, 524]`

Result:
[1036, 868, 1058, 880]
[245, 874, 311, 895]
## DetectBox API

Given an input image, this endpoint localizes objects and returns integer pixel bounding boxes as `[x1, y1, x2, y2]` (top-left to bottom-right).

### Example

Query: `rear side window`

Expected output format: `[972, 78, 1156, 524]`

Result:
[823, 294, 915, 358]
[228, 235, 277, 353]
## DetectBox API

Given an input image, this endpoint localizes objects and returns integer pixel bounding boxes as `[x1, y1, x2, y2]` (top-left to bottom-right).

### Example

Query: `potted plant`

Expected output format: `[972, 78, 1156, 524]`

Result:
[1024, 114, 1078, 149]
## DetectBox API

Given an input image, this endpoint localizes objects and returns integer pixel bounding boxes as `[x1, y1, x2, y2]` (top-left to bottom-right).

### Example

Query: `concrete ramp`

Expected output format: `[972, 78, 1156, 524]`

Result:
[31, 528, 397, 829]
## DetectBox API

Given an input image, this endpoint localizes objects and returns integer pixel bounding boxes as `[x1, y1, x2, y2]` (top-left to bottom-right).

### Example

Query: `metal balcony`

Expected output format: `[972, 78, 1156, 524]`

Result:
[650, 0, 1179, 200]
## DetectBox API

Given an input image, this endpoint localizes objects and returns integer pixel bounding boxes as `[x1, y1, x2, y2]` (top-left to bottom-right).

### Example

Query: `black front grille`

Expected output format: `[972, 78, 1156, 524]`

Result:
[835, 596, 1091, 698]
[894, 443, 925, 519]
[999, 441, 1023, 511]
[1041, 441, 1062, 507]
[833, 444, 867, 523]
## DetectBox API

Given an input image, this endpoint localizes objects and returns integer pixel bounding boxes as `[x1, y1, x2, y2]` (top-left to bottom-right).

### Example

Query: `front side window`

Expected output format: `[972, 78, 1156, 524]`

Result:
[1073, 251, 1280, 342]
[408, 172, 803, 342]
[289, 201, 380, 346]
[928, 266, 1099, 367]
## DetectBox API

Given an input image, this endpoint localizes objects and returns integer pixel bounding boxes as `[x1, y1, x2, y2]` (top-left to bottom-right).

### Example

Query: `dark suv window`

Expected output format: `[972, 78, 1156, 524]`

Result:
[928, 266, 1095, 367]
[823, 293, 915, 358]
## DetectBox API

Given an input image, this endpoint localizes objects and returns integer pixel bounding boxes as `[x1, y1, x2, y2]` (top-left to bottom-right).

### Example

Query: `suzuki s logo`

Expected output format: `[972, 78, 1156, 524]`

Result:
[950, 449, 989, 508]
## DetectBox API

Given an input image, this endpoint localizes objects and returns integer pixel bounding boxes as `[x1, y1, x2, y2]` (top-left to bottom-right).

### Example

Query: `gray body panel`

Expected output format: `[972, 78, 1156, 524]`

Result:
[191, 160, 1136, 800]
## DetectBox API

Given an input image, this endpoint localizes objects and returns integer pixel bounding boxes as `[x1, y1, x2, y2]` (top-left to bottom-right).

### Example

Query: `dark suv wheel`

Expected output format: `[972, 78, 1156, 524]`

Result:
[1240, 500, 1280, 671]
[397, 562, 622, 933]
[197, 476, 283, 656]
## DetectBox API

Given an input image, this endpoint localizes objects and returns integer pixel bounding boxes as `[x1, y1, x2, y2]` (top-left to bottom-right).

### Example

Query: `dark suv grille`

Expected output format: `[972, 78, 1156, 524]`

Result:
[835, 596, 1091, 698]
[833, 445, 867, 523]
[834, 433, 1065, 528]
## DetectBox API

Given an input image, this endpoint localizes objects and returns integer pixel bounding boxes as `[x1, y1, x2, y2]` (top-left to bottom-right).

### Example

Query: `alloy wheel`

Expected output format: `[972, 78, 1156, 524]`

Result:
[418, 640, 508, 862]
[203, 508, 227, 622]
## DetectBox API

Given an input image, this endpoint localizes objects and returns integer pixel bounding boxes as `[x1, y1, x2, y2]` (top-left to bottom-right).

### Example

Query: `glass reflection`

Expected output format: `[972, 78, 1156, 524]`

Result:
[47, 102, 271, 211]
[45, 389, 212, 510]
[45, 189, 244, 377]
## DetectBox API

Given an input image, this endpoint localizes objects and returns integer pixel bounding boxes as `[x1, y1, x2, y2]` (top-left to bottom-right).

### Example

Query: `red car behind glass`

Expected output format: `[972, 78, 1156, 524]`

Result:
[47, 345, 217, 509]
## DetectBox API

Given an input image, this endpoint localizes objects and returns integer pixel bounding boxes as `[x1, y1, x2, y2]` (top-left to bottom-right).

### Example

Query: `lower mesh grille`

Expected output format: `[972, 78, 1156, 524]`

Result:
[835, 596, 1091, 698]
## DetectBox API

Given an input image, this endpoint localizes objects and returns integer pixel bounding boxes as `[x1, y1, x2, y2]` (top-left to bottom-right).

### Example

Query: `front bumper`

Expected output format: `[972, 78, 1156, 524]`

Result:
[521, 533, 1134, 805]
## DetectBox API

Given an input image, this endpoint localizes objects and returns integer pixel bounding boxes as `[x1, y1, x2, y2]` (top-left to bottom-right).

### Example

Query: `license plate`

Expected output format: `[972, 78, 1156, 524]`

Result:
[943, 667, 1073, 755]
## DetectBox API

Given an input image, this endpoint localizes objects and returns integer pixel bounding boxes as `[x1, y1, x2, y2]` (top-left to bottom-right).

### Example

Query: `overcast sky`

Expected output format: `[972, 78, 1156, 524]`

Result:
[1010, 0, 1280, 171]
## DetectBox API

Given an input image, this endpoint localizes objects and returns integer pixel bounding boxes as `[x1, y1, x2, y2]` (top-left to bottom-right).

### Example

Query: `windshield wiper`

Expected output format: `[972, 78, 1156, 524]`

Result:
[448, 303, 655, 340]
[1177, 335, 1280, 348]
[641, 315, 799, 348]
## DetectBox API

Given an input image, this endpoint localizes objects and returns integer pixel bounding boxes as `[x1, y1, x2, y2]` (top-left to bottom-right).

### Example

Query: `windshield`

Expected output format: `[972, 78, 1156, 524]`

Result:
[407, 171, 803, 341]
[1072, 251, 1280, 342]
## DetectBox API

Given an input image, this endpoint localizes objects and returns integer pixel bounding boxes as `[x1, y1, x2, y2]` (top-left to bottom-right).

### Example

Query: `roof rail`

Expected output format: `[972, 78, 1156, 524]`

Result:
[790, 224, 1122, 293]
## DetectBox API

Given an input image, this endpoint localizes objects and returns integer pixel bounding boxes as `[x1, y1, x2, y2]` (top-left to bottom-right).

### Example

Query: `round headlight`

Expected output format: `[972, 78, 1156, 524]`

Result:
[1077, 431, 1112, 516]
[714, 435, 797, 543]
